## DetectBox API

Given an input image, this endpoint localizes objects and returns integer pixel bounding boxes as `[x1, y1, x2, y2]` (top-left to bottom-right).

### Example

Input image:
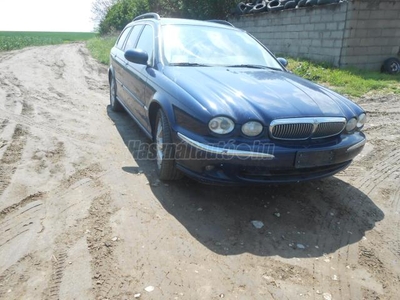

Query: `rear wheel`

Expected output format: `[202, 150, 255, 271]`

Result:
[154, 109, 183, 181]
[110, 75, 123, 112]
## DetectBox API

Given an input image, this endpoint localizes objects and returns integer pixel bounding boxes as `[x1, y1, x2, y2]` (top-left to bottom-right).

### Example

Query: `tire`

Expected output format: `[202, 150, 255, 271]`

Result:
[284, 0, 297, 9]
[235, 2, 246, 14]
[154, 109, 183, 181]
[305, 0, 318, 6]
[317, 0, 336, 4]
[297, 0, 307, 7]
[268, 0, 285, 11]
[249, 2, 268, 13]
[382, 57, 400, 74]
[244, 3, 255, 13]
[109, 75, 123, 112]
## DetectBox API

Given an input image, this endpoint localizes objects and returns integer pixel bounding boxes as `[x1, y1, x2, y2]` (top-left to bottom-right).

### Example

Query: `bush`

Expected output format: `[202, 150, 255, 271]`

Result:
[180, 0, 237, 20]
[99, 0, 149, 34]
[86, 36, 118, 64]
[98, 0, 238, 34]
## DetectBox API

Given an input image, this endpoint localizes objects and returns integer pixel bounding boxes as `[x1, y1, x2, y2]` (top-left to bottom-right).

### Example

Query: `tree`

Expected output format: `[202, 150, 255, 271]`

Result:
[91, 0, 118, 24]
[99, 0, 149, 34]
[97, 0, 237, 34]
[148, 0, 184, 17]
[180, 0, 236, 19]
[147, 0, 236, 19]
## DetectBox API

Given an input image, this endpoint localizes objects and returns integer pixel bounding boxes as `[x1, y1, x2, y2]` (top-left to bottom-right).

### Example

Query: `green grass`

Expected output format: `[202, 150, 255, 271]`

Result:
[287, 58, 400, 97]
[86, 36, 118, 65]
[0, 31, 96, 51]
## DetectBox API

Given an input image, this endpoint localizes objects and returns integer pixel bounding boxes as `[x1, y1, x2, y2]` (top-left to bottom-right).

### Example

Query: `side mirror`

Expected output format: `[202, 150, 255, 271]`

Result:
[124, 49, 148, 65]
[277, 57, 288, 67]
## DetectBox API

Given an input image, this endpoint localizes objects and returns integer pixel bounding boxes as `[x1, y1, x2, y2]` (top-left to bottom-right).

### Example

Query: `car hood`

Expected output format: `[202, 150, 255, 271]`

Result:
[163, 67, 358, 123]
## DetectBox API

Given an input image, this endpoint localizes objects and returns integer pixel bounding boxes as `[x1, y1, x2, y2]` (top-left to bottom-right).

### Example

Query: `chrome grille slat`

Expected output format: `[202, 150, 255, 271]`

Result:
[270, 117, 346, 140]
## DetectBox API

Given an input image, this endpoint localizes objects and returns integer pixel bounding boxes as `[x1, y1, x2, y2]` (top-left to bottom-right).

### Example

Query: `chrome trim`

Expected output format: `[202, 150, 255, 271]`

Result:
[346, 139, 366, 153]
[269, 117, 346, 140]
[177, 132, 274, 159]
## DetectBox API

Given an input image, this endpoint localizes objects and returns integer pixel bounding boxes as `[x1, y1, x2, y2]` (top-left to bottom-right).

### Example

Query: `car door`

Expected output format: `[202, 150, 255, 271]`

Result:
[123, 24, 155, 132]
[111, 26, 132, 106]
[117, 25, 144, 114]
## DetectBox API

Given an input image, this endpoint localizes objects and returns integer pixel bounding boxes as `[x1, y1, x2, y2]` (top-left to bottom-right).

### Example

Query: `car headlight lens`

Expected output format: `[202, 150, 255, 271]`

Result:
[241, 121, 263, 137]
[346, 117, 357, 132]
[357, 113, 366, 129]
[208, 117, 235, 134]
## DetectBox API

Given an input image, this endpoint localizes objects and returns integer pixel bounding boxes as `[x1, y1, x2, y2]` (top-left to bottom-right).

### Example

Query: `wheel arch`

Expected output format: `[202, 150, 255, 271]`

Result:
[108, 66, 115, 84]
[149, 101, 162, 136]
[148, 95, 175, 139]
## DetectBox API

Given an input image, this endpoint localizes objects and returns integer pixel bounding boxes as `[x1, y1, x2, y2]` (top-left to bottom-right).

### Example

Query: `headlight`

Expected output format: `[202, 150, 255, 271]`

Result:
[241, 121, 263, 137]
[357, 113, 366, 129]
[208, 116, 235, 134]
[346, 117, 357, 132]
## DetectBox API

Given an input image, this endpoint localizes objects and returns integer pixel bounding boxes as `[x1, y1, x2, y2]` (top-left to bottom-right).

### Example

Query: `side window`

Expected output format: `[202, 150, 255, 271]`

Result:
[124, 25, 144, 51]
[136, 25, 154, 63]
[116, 27, 131, 49]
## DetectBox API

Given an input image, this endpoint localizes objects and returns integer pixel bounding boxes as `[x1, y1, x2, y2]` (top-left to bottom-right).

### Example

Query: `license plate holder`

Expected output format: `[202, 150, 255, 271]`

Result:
[295, 150, 335, 168]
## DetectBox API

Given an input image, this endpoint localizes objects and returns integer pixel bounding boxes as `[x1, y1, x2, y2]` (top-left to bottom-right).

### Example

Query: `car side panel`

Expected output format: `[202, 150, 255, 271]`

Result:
[110, 49, 130, 108]
[121, 62, 148, 123]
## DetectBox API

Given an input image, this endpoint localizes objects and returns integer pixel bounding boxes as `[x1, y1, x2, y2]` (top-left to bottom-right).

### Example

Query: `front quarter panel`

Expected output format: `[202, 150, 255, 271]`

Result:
[146, 68, 213, 137]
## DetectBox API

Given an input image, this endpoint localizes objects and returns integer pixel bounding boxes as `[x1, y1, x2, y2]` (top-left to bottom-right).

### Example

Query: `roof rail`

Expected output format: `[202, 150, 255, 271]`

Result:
[206, 20, 235, 27]
[133, 12, 161, 21]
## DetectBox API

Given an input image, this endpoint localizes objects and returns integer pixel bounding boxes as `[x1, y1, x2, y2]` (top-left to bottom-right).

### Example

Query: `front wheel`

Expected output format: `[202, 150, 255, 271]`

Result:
[154, 109, 183, 181]
[110, 75, 123, 112]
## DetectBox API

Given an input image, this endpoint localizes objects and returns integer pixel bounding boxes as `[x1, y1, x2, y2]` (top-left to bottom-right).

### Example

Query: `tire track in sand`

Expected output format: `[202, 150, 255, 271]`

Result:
[0, 124, 28, 196]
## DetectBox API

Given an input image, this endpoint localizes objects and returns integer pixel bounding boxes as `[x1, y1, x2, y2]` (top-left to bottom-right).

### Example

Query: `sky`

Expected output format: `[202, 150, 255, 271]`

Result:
[0, 0, 96, 32]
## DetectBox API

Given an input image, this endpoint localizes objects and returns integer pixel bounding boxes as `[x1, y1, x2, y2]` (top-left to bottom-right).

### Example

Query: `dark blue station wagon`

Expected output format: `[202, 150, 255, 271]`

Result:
[108, 13, 366, 184]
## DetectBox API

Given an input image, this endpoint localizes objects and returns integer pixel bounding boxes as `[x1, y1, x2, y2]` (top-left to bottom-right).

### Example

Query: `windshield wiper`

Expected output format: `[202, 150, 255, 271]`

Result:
[169, 62, 211, 67]
[226, 64, 281, 70]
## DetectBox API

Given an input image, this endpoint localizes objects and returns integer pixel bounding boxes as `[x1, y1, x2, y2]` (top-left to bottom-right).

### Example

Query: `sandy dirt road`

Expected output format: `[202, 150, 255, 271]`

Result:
[0, 43, 399, 300]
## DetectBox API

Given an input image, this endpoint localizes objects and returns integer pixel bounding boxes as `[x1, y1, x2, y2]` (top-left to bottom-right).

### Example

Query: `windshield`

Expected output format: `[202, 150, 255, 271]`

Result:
[161, 24, 283, 70]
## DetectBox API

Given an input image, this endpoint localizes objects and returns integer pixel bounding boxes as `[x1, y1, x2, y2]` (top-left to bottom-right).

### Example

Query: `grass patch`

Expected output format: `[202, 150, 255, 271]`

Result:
[0, 31, 96, 51]
[86, 36, 118, 65]
[287, 58, 400, 97]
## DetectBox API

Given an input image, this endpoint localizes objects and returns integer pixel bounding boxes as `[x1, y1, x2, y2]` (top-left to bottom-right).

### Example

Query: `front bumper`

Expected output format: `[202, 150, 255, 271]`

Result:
[174, 131, 366, 185]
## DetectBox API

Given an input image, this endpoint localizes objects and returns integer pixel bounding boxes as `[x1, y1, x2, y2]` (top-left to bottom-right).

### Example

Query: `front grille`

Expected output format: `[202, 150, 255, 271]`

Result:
[272, 123, 314, 140]
[270, 117, 346, 140]
[313, 122, 346, 138]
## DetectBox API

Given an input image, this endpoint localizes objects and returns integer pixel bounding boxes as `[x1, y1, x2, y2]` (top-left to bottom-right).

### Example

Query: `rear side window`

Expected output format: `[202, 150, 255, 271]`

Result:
[116, 27, 131, 49]
[124, 25, 144, 51]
